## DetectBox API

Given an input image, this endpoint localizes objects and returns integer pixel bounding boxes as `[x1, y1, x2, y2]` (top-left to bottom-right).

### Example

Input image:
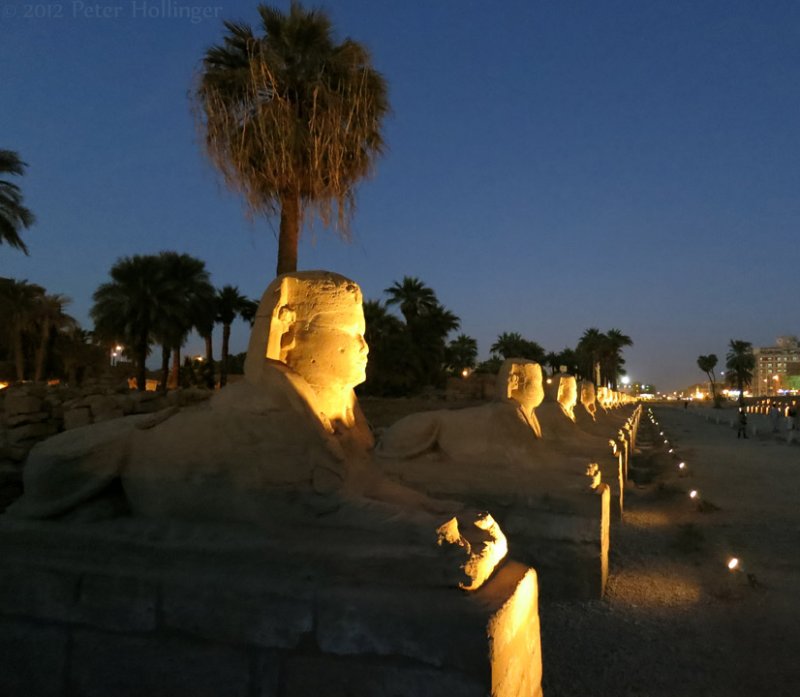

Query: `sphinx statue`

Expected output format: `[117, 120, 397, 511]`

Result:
[376, 358, 544, 465]
[579, 380, 597, 421]
[9, 272, 507, 589]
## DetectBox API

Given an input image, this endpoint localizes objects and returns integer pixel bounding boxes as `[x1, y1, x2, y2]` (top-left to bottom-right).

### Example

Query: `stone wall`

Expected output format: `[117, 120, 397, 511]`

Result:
[0, 519, 543, 697]
[0, 383, 211, 470]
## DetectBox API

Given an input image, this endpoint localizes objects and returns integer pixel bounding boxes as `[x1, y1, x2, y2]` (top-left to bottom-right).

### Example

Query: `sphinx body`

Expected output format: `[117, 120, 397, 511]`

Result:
[377, 359, 545, 466]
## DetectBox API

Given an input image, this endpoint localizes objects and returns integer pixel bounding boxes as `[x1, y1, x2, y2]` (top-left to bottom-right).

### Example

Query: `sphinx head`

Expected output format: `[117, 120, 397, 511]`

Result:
[580, 380, 597, 419]
[497, 359, 544, 413]
[245, 271, 368, 427]
[556, 375, 578, 422]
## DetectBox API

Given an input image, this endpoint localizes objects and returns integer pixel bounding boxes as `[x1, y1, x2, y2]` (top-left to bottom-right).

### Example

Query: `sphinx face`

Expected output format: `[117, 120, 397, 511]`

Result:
[507, 362, 544, 412]
[557, 376, 578, 416]
[286, 305, 369, 391]
[580, 381, 597, 414]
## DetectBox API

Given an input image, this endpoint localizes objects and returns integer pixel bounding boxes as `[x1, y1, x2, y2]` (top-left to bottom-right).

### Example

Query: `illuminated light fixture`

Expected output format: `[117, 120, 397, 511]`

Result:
[664, 439, 669, 444]
[660, 431, 664, 435]
[728, 558, 739, 570]
[668, 448, 674, 453]
[461, 368, 470, 378]
[689, 490, 698, 499]
[678, 462, 686, 469]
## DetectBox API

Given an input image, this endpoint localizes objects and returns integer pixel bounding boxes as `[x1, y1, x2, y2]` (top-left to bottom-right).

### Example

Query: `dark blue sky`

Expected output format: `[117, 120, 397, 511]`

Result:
[3, 0, 799, 390]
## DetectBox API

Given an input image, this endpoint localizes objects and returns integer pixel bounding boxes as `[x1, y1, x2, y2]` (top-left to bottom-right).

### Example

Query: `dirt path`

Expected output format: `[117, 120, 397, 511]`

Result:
[540, 405, 800, 697]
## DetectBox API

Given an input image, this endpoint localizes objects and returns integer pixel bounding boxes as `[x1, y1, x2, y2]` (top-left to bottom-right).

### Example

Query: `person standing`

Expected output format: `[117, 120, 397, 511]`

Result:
[737, 409, 748, 439]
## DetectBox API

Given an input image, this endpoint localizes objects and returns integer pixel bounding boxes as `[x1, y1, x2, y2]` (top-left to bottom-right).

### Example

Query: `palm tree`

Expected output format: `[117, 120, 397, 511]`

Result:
[697, 354, 719, 406]
[33, 293, 75, 382]
[603, 328, 633, 390]
[0, 278, 45, 381]
[490, 332, 546, 363]
[446, 334, 478, 375]
[384, 277, 438, 324]
[195, 2, 389, 275]
[576, 328, 605, 385]
[216, 285, 256, 387]
[92, 255, 167, 391]
[726, 339, 755, 407]
[0, 150, 35, 254]
[154, 252, 215, 390]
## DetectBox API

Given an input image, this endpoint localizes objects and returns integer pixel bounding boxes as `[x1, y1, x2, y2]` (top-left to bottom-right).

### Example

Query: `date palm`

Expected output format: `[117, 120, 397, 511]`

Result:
[195, 2, 389, 275]
[384, 277, 438, 324]
[697, 354, 719, 405]
[0, 150, 35, 254]
[92, 255, 166, 391]
[726, 339, 755, 407]
[0, 277, 45, 381]
[153, 252, 214, 390]
[216, 285, 257, 387]
[490, 332, 546, 363]
[33, 293, 75, 382]
[603, 328, 633, 390]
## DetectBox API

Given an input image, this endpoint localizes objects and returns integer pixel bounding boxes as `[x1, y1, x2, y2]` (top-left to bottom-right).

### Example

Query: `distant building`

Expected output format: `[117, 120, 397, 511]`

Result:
[753, 336, 800, 396]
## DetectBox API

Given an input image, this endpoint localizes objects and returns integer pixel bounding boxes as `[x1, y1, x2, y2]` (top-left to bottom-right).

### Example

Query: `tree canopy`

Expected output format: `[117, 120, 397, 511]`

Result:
[195, 1, 389, 275]
[0, 150, 35, 254]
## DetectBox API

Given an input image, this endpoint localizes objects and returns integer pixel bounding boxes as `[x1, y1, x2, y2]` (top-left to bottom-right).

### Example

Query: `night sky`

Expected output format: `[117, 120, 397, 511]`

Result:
[3, 0, 799, 391]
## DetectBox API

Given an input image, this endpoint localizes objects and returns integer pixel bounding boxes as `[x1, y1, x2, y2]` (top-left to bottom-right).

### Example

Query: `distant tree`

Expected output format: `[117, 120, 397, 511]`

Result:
[195, 2, 389, 275]
[602, 328, 633, 390]
[33, 293, 75, 382]
[361, 299, 414, 395]
[0, 278, 45, 381]
[0, 150, 35, 254]
[490, 332, 546, 363]
[697, 354, 720, 406]
[555, 348, 580, 377]
[152, 252, 215, 391]
[725, 340, 754, 407]
[446, 334, 478, 375]
[384, 277, 438, 324]
[92, 255, 166, 391]
[216, 285, 256, 387]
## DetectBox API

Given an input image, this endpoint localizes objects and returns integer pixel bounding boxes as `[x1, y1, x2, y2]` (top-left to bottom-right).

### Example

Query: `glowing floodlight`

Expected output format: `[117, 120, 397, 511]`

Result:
[668, 448, 674, 453]
[678, 462, 686, 470]
[728, 558, 739, 570]
[660, 431, 664, 435]
[689, 490, 698, 499]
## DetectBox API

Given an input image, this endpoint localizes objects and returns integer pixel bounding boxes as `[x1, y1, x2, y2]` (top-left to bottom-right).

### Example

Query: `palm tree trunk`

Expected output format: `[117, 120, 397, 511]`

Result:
[220, 322, 231, 387]
[276, 188, 300, 276]
[160, 345, 170, 393]
[136, 332, 148, 392]
[204, 333, 215, 389]
[13, 327, 25, 382]
[169, 345, 181, 389]
[34, 318, 50, 382]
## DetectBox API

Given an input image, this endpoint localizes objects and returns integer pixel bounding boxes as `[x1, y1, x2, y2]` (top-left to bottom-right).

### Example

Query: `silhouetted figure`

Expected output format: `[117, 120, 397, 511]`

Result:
[737, 410, 748, 439]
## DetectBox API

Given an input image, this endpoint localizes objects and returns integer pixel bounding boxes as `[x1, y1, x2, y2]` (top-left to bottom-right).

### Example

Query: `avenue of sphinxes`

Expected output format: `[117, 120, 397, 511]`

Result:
[0, 270, 639, 697]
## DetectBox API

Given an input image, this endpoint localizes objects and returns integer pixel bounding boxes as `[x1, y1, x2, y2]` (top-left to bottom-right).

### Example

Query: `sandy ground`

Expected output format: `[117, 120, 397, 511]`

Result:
[541, 405, 800, 697]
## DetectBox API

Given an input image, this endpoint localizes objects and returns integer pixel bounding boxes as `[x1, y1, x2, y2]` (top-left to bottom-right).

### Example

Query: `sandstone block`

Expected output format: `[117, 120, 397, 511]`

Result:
[71, 630, 250, 697]
[5, 393, 43, 416]
[7, 422, 57, 444]
[7, 411, 50, 427]
[63, 407, 92, 430]
[77, 573, 158, 632]
[162, 583, 313, 649]
[282, 655, 486, 697]
[0, 619, 68, 697]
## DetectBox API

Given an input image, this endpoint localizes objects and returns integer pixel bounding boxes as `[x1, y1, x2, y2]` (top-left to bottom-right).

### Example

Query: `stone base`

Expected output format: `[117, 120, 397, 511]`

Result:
[0, 518, 542, 697]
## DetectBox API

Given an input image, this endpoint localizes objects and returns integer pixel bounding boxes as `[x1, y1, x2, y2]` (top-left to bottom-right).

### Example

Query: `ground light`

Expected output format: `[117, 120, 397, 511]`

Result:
[678, 462, 686, 470]
[689, 490, 699, 499]
[728, 558, 740, 571]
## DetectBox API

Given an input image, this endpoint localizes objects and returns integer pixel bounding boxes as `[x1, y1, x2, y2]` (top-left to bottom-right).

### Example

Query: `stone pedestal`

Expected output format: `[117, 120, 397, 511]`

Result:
[0, 518, 542, 697]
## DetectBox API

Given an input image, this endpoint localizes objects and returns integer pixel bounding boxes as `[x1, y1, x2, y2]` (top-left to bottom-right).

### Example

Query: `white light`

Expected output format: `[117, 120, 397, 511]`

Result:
[689, 490, 698, 499]
[728, 558, 739, 570]
[660, 431, 664, 435]
[668, 448, 674, 453]
[621, 376, 630, 385]
[678, 462, 686, 469]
